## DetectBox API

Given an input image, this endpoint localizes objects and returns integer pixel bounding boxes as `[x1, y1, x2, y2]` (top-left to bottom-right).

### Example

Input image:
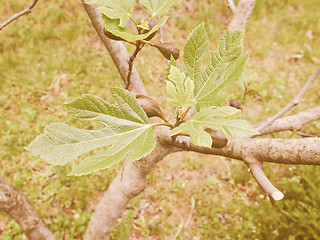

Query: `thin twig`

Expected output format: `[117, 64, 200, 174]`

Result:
[255, 106, 320, 136]
[173, 107, 191, 127]
[248, 163, 284, 201]
[172, 223, 184, 240]
[0, 0, 39, 31]
[158, 17, 164, 44]
[179, 106, 191, 122]
[172, 197, 195, 240]
[256, 66, 320, 133]
[296, 131, 317, 138]
[126, 43, 143, 89]
[225, 0, 236, 13]
[82, 2, 147, 96]
[185, 197, 195, 226]
[151, 122, 174, 128]
[242, 83, 248, 120]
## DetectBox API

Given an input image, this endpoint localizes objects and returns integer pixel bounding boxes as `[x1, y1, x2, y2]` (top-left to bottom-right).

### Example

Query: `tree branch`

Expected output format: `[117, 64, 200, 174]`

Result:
[256, 66, 320, 132]
[80, 0, 262, 237]
[84, 129, 179, 239]
[228, 0, 256, 31]
[0, 0, 39, 31]
[225, 0, 236, 14]
[81, 1, 147, 96]
[170, 136, 320, 199]
[170, 136, 320, 166]
[248, 162, 284, 200]
[256, 106, 320, 136]
[126, 43, 143, 89]
[0, 175, 57, 240]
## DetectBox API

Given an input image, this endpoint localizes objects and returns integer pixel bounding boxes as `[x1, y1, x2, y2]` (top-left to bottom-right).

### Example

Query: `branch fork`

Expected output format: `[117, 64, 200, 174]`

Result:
[0, 0, 39, 31]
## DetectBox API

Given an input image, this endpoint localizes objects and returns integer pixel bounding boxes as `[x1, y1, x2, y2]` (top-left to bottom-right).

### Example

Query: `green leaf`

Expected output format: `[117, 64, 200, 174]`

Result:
[69, 125, 155, 176]
[137, 20, 149, 30]
[182, 27, 247, 110]
[203, 29, 244, 80]
[85, 0, 135, 28]
[65, 88, 149, 124]
[169, 106, 259, 148]
[196, 29, 244, 108]
[195, 53, 249, 110]
[166, 66, 196, 108]
[166, 55, 179, 79]
[25, 88, 156, 176]
[183, 23, 209, 94]
[139, 0, 180, 18]
[102, 15, 168, 42]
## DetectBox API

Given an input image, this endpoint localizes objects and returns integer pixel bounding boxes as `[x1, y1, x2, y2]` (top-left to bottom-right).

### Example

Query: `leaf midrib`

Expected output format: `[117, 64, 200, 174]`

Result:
[50, 124, 150, 147]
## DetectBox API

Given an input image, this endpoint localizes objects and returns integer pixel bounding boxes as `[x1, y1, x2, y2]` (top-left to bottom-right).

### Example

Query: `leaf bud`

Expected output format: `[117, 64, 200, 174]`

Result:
[205, 129, 228, 148]
[229, 99, 242, 110]
[143, 20, 157, 41]
[103, 28, 125, 41]
[153, 43, 180, 60]
[136, 95, 166, 119]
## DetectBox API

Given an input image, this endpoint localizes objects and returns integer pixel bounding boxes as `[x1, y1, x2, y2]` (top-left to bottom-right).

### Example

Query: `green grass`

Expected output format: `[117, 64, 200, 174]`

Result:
[1, 0, 320, 239]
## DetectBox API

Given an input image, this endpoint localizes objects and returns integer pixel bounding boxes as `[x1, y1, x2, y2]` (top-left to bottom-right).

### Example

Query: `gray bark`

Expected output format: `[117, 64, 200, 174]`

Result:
[82, 2, 147, 96]
[84, 130, 179, 239]
[229, 0, 256, 31]
[0, 176, 57, 240]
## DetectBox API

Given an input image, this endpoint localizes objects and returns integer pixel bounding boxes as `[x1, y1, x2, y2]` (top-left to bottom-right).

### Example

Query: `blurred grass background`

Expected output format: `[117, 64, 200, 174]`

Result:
[0, 0, 320, 239]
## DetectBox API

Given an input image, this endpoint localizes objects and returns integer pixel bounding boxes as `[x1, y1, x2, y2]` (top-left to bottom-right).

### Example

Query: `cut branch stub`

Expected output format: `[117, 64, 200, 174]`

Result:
[153, 43, 180, 60]
[248, 162, 284, 201]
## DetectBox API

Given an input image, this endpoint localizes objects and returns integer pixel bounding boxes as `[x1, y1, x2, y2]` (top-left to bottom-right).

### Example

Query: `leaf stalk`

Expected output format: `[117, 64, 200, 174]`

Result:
[151, 122, 174, 128]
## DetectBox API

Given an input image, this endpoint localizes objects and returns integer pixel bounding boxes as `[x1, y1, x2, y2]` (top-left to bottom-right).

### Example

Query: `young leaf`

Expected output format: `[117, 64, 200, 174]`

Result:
[85, 0, 135, 28]
[184, 23, 209, 94]
[165, 55, 179, 83]
[195, 53, 249, 110]
[170, 106, 259, 148]
[139, 0, 180, 18]
[137, 20, 149, 30]
[166, 66, 196, 108]
[196, 29, 244, 107]
[25, 88, 156, 176]
[203, 29, 244, 80]
[102, 15, 168, 42]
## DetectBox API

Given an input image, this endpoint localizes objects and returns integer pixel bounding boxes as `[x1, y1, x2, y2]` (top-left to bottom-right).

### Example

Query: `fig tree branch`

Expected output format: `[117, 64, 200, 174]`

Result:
[82, 3, 180, 239]
[170, 136, 320, 166]
[256, 66, 320, 133]
[0, 175, 57, 240]
[170, 135, 320, 198]
[0, 0, 39, 31]
[82, 1, 147, 96]
[126, 42, 143, 89]
[228, 0, 256, 31]
[297, 131, 317, 138]
[225, 0, 236, 13]
[248, 162, 284, 200]
[84, 131, 179, 239]
[81, 1, 259, 238]
[256, 106, 320, 136]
